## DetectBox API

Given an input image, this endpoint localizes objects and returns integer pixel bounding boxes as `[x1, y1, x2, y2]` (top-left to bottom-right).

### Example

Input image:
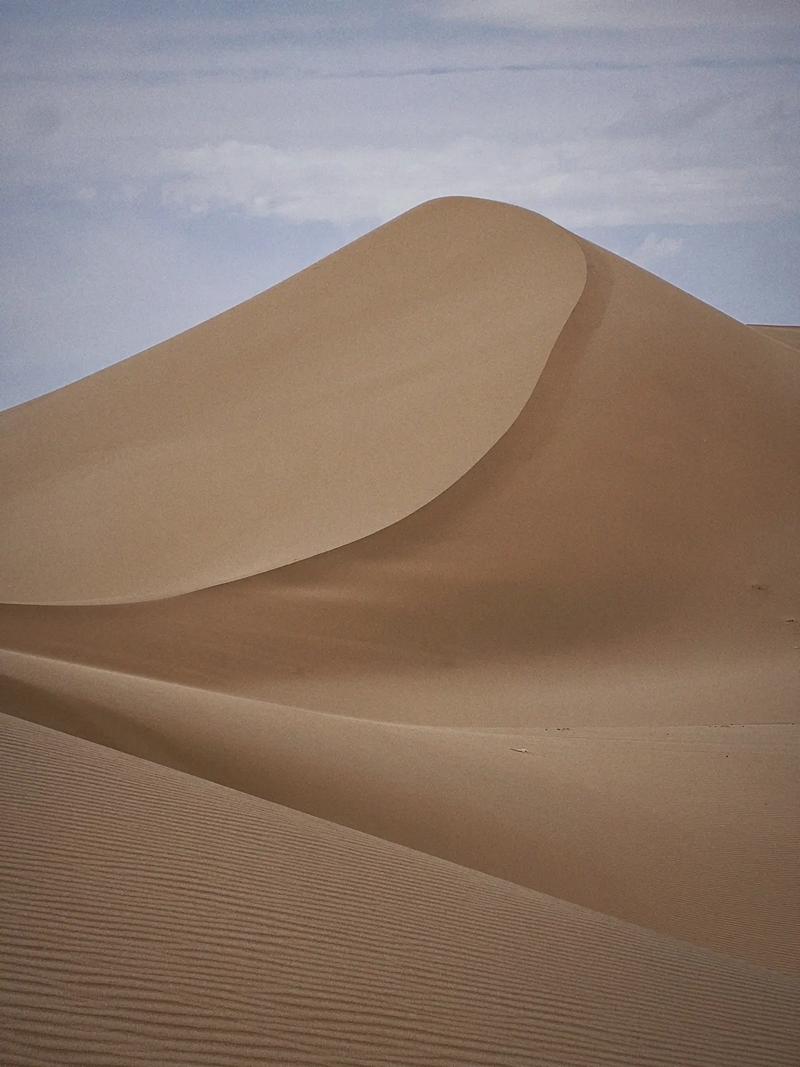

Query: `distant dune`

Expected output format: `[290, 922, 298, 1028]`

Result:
[1, 197, 798, 1064]
[750, 324, 800, 350]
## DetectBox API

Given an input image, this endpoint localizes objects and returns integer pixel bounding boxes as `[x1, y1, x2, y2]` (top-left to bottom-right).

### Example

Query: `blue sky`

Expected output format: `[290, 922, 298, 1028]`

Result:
[1, 0, 799, 408]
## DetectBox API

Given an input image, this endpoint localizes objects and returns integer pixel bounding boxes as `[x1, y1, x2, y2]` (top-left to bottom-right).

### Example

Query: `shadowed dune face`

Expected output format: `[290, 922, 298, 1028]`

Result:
[1, 197, 799, 1062]
[750, 324, 800, 350]
[1, 220, 797, 725]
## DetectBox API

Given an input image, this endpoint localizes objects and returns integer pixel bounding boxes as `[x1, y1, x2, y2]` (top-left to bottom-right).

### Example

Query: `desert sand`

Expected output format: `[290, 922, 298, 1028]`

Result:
[751, 324, 800, 350]
[1, 197, 798, 1064]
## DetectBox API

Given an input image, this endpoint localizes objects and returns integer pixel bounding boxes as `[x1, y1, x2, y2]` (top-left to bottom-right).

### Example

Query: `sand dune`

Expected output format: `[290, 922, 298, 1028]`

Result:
[1, 208, 797, 727]
[1, 197, 798, 1062]
[0, 199, 585, 605]
[1, 647, 798, 973]
[751, 324, 800, 350]
[3, 713, 799, 1067]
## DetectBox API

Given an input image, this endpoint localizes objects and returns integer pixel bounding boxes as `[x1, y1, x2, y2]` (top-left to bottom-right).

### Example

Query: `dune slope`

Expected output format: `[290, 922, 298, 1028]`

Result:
[0, 198, 585, 605]
[1, 197, 798, 1062]
[1, 211, 797, 728]
[2, 712, 799, 1067]
[1, 648, 797, 972]
[750, 324, 800, 349]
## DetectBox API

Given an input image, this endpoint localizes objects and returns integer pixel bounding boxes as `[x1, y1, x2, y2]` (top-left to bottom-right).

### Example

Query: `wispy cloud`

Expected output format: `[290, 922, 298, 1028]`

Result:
[435, 1, 800, 31]
[2, 3, 797, 86]
[604, 95, 729, 138]
[161, 138, 799, 229]
[631, 233, 685, 266]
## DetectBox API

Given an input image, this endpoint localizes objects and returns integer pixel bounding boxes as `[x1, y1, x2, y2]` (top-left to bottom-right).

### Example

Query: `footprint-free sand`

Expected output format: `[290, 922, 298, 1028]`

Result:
[2, 197, 798, 1064]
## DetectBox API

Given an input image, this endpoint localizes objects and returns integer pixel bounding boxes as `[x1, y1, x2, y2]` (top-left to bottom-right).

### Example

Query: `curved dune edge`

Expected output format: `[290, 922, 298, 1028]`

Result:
[2, 713, 799, 1067]
[0, 197, 587, 606]
[750, 324, 800, 350]
[2, 648, 798, 974]
[1, 232, 797, 730]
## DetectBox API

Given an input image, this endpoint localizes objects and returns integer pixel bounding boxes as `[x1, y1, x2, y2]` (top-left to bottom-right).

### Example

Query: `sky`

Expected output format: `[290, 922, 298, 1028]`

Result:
[1, 0, 799, 409]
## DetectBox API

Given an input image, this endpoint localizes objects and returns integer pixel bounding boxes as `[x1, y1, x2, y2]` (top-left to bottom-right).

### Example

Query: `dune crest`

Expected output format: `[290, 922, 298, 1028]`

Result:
[0, 197, 585, 605]
[1, 209, 797, 727]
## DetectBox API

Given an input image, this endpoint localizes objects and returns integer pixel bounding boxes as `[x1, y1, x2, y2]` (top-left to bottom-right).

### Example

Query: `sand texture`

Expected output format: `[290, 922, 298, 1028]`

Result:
[3, 712, 800, 1067]
[1, 197, 798, 1063]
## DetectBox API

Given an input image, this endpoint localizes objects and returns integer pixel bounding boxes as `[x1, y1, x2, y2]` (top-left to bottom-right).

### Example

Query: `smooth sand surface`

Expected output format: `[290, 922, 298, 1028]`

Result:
[1, 197, 798, 1062]
[751, 324, 800, 350]
[0, 198, 585, 604]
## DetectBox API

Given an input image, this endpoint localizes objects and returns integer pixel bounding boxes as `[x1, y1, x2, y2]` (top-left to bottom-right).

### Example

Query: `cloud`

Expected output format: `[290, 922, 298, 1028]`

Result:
[434, 1, 800, 31]
[4, 3, 793, 214]
[3, 2, 799, 408]
[2, 3, 797, 88]
[631, 233, 685, 265]
[161, 138, 800, 229]
[604, 95, 728, 138]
